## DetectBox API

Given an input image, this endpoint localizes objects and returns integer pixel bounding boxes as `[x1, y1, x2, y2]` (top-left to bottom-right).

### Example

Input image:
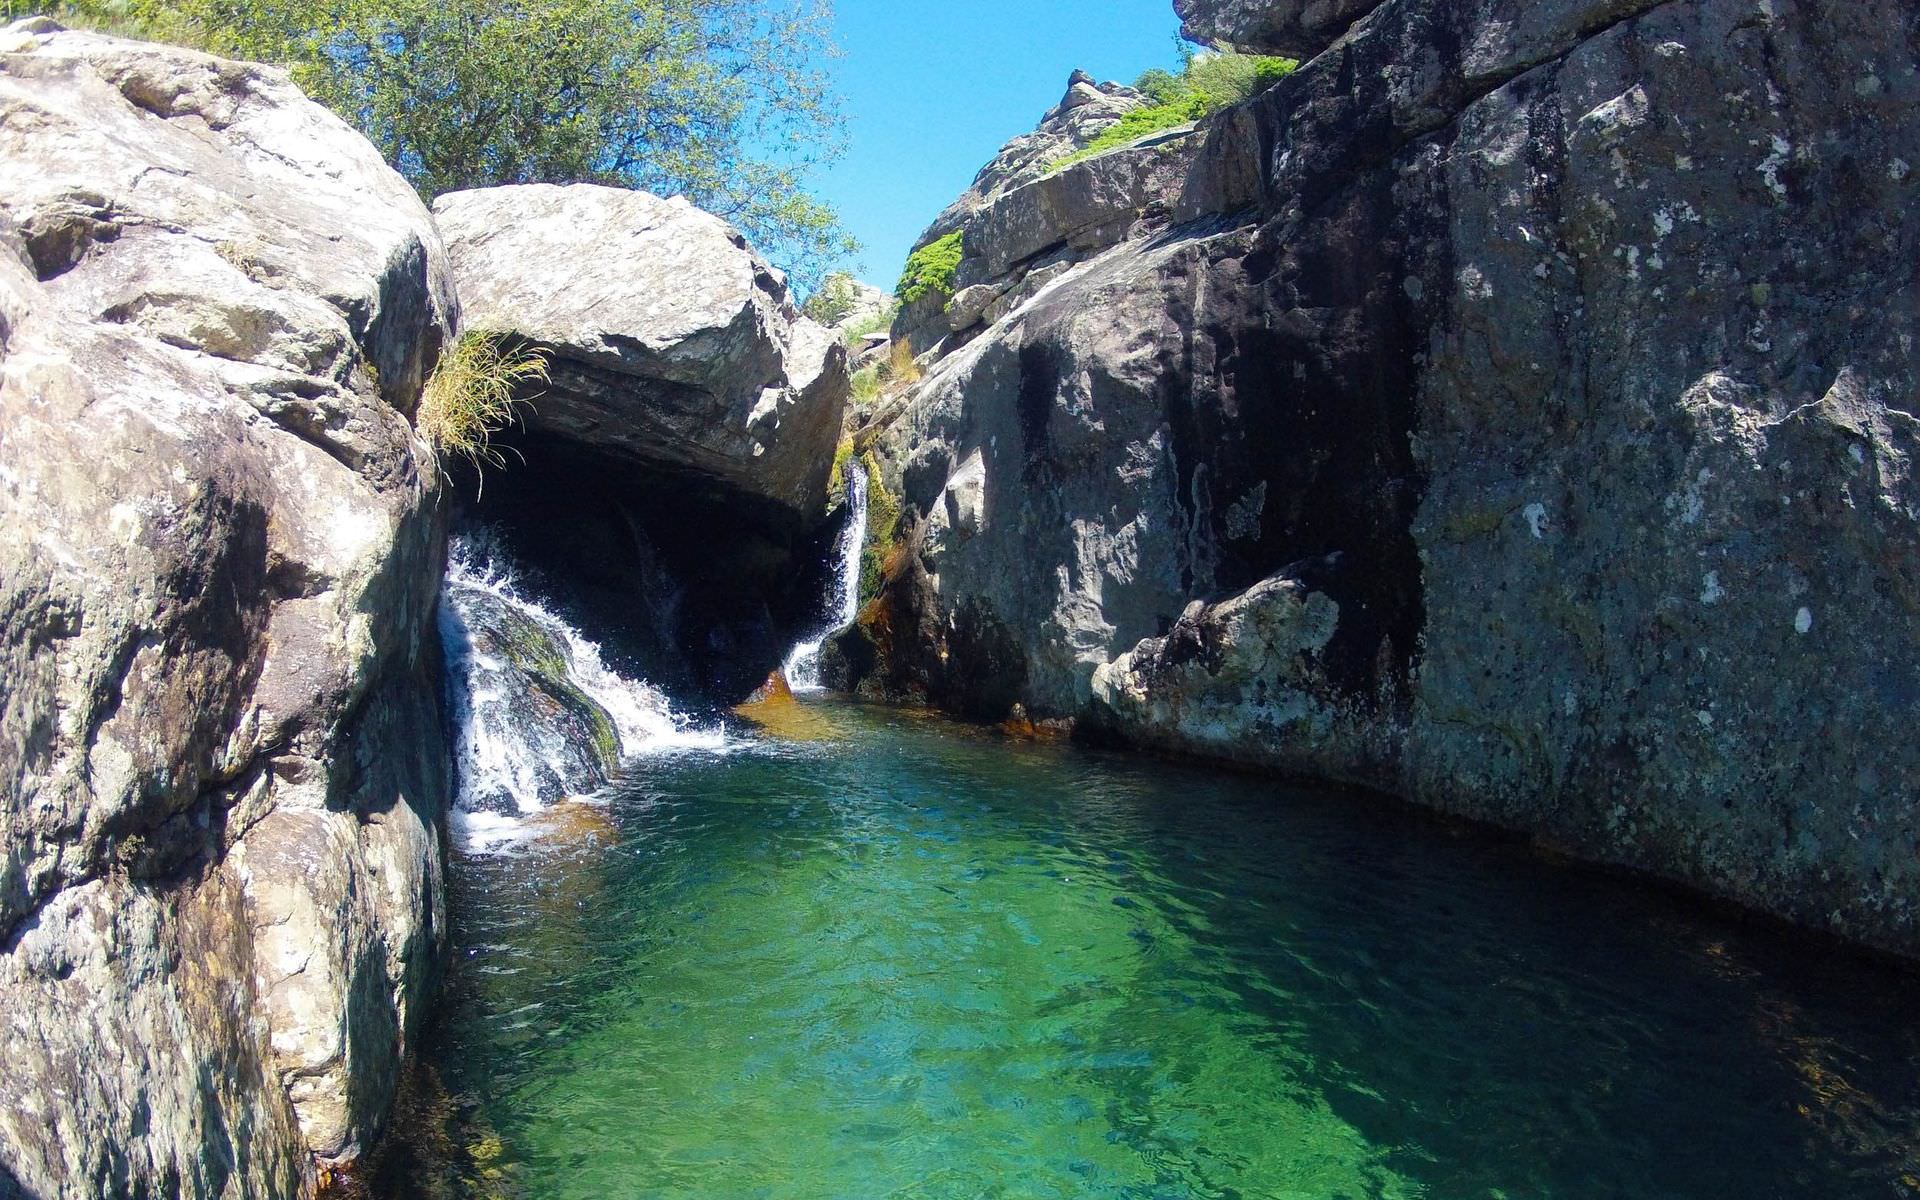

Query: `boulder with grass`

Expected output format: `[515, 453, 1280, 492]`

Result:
[432, 183, 847, 523]
[430, 183, 853, 702]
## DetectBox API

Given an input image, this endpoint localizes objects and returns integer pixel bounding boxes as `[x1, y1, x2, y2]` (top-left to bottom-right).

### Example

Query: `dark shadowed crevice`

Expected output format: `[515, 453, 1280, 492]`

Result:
[449, 431, 840, 707]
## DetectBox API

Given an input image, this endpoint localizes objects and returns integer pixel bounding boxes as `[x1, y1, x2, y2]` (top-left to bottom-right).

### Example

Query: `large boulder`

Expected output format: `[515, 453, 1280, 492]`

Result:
[1175, 0, 1383, 57]
[432, 183, 846, 523]
[429, 184, 851, 703]
[0, 19, 453, 1196]
[838, 0, 1920, 958]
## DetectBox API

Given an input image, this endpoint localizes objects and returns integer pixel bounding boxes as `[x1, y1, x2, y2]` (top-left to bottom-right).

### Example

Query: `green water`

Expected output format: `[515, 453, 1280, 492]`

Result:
[390, 701, 1920, 1199]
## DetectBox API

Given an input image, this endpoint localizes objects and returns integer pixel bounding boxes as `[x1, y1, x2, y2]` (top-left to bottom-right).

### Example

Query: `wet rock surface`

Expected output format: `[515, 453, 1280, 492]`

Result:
[837, 0, 1920, 957]
[0, 21, 453, 1196]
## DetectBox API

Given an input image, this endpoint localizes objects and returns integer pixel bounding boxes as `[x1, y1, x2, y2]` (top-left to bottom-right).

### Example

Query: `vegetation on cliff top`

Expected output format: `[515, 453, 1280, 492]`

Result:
[1051, 50, 1296, 172]
[35, 0, 856, 288]
[802, 272, 874, 325]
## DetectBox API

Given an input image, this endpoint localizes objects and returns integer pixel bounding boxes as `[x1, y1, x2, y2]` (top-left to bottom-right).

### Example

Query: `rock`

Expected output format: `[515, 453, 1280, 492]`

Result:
[969, 135, 1197, 278]
[0, 20, 453, 1196]
[826, 278, 895, 335]
[431, 183, 852, 702]
[1090, 567, 1397, 778]
[432, 183, 846, 523]
[896, 109, 1207, 359]
[945, 282, 1008, 333]
[908, 71, 1149, 253]
[847, 0, 1920, 958]
[1175, 0, 1382, 57]
[439, 577, 625, 809]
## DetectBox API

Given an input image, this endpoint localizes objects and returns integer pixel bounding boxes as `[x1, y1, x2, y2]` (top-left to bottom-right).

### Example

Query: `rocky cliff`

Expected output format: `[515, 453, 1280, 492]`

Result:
[0, 20, 454, 1195]
[831, 0, 1920, 957]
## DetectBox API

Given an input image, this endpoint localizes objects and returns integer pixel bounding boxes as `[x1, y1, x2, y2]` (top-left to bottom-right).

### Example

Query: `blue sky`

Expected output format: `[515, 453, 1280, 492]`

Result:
[814, 0, 1187, 289]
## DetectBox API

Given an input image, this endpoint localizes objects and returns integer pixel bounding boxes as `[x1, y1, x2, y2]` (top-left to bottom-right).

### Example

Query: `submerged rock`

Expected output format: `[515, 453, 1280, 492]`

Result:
[0, 20, 453, 1195]
[843, 0, 1920, 958]
[440, 580, 623, 812]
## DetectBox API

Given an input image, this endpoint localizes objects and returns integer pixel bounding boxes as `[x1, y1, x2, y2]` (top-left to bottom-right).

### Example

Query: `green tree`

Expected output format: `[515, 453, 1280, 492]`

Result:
[801, 271, 868, 325]
[42, 0, 856, 288]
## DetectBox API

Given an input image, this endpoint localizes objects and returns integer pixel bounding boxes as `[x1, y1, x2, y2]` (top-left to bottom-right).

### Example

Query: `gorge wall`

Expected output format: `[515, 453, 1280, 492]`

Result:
[831, 0, 1920, 957]
[0, 20, 454, 1197]
[0, 21, 853, 1197]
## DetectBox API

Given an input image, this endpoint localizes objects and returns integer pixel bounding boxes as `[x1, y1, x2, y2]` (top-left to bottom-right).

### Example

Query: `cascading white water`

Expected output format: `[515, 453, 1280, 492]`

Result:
[439, 529, 723, 851]
[782, 471, 869, 692]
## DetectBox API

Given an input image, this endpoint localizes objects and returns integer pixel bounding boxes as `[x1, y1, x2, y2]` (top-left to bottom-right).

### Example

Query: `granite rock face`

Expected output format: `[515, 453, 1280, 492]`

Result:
[835, 0, 1920, 957]
[1175, 0, 1381, 56]
[432, 183, 846, 524]
[913, 71, 1151, 252]
[0, 20, 453, 1196]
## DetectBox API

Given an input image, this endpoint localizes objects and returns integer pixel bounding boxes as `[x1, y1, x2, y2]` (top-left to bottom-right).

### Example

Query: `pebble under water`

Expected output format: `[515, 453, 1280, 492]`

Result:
[381, 699, 1920, 1199]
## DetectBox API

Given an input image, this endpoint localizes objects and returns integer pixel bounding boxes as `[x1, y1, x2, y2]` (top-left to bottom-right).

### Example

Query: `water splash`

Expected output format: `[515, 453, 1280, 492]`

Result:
[440, 529, 723, 851]
[783, 471, 869, 692]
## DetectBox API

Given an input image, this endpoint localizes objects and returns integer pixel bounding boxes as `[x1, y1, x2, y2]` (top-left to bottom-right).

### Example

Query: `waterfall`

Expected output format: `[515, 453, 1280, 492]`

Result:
[783, 471, 869, 692]
[439, 529, 722, 850]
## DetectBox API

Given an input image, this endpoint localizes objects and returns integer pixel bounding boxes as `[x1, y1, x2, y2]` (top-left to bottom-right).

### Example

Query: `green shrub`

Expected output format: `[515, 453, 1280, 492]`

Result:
[418, 331, 548, 473]
[1050, 51, 1298, 173]
[895, 231, 963, 306]
[1182, 50, 1297, 109]
[1050, 98, 1207, 172]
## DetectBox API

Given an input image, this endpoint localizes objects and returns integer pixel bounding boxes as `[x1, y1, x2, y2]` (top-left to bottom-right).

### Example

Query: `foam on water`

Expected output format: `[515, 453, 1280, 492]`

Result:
[440, 529, 725, 852]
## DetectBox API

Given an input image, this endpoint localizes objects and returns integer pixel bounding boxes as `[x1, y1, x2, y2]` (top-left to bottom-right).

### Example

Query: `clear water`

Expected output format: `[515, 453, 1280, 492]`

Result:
[389, 700, 1920, 1199]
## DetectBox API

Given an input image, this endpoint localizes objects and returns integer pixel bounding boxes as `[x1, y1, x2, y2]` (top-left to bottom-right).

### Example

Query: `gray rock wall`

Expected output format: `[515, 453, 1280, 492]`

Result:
[0, 22, 454, 1195]
[836, 0, 1920, 957]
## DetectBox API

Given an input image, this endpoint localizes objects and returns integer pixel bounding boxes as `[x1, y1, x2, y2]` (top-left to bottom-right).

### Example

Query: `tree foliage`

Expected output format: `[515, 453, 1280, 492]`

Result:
[43, 0, 856, 288]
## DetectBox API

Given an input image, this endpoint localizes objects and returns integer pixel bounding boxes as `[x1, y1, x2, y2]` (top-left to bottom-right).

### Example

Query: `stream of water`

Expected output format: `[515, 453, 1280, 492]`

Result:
[383, 699, 1920, 1199]
[783, 471, 868, 693]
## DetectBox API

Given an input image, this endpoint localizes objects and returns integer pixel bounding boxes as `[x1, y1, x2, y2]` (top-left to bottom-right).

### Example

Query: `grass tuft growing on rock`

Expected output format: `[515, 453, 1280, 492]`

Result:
[850, 364, 884, 407]
[886, 337, 921, 386]
[895, 231, 963, 305]
[418, 331, 548, 474]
